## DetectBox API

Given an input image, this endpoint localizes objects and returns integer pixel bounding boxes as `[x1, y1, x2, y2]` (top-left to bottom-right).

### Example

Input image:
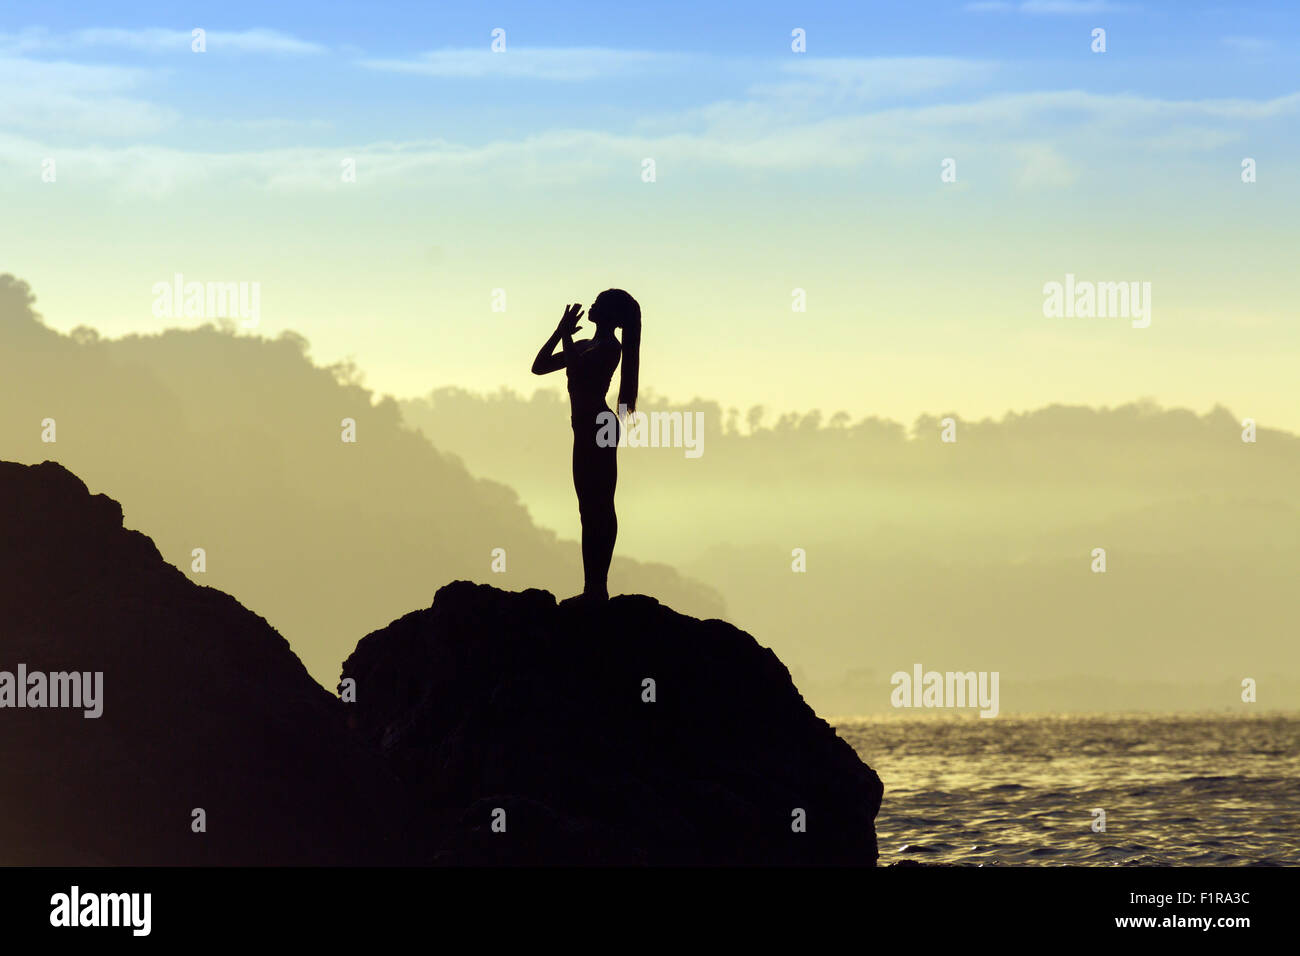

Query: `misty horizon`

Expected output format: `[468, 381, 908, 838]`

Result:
[5, 273, 1295, 716]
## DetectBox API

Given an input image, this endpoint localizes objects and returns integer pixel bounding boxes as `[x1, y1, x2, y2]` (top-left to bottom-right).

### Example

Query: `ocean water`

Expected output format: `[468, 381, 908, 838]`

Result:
[833, 713, 1300, 866]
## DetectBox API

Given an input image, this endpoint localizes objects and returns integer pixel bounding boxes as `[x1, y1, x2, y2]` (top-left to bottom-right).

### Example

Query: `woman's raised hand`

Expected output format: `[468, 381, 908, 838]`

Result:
[557, 303, 585, 337]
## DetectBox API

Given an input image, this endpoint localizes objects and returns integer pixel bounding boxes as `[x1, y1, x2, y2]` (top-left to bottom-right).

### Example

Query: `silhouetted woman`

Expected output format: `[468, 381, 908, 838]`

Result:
[531, 290, 641, 602]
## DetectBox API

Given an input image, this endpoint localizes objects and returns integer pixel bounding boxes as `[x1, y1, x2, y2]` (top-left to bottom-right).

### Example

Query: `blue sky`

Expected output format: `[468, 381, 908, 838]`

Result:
[4, 1, 1298, 150]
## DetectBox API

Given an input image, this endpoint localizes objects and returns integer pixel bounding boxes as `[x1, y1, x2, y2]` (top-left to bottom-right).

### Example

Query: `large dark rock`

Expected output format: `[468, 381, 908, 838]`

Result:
[0, 460, 419, 865]
[342, 581, 883, 865]
[0, 458, 884, 866]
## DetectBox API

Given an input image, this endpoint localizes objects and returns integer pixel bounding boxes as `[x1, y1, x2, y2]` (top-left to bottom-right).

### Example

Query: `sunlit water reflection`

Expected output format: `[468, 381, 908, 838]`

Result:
[834, 713, 1300, 865]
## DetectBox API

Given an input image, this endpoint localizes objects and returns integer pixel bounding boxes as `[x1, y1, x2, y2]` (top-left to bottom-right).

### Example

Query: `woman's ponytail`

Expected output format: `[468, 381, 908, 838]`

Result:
[618, 311, 640, 415]
[597, 289, 640, 415]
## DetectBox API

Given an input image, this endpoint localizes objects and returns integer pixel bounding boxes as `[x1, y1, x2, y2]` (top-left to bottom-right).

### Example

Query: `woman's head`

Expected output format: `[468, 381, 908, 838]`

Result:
[592, 288, 640, 414]
[590, 289, 638, 329]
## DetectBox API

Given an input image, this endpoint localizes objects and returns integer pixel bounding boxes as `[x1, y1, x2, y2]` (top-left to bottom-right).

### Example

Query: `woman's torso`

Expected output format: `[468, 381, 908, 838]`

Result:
[566, 338, 621, 421]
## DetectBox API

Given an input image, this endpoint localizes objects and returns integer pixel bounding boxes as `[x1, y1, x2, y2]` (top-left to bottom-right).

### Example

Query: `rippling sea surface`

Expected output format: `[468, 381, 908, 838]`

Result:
[833, 713, 1300, 866]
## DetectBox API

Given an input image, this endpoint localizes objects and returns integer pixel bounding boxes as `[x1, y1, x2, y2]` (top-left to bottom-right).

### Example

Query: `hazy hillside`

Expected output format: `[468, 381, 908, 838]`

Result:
[0, 459, 418, 864]
[0, 275, 722, 689]
[401, 387, 1300, 714]
[6, 267, 1295, 717]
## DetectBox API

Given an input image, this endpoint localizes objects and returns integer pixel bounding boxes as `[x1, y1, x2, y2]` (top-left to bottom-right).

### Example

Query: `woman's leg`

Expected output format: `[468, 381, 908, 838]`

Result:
[573, 417, 618, 598]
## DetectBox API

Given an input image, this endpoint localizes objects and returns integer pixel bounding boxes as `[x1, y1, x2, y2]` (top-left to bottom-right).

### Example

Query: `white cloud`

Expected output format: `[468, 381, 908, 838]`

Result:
[752, 57, 998, 102]
[1222, 36, 1275, 54]
[966, 1, 1138, 12]
[0, 27, 325, 56]
[0, 57, 176, 137]
[1, 87, 1293, 195]
[357, 47, 682, 80]
[0, 27, 325, 138]
[1021, 1, 1134, 11]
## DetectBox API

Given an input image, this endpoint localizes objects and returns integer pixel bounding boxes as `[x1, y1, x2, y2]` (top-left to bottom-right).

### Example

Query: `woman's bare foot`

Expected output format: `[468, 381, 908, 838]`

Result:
[559, 589, 609, 607]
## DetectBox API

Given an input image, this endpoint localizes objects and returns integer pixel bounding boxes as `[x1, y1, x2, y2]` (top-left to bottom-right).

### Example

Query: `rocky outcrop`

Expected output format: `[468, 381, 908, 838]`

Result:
[342, 581, 883, 864]
[0, 460, 419, 864]
[0, 459, 883, 865]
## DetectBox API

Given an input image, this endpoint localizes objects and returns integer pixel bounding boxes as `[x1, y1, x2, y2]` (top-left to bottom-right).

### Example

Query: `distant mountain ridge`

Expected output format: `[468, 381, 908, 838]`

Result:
[401, 386, 1300, 714]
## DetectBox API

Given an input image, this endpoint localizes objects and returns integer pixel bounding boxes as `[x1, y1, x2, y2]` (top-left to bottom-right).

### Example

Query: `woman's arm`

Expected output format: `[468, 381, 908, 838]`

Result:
[531, 303, 585, 375]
